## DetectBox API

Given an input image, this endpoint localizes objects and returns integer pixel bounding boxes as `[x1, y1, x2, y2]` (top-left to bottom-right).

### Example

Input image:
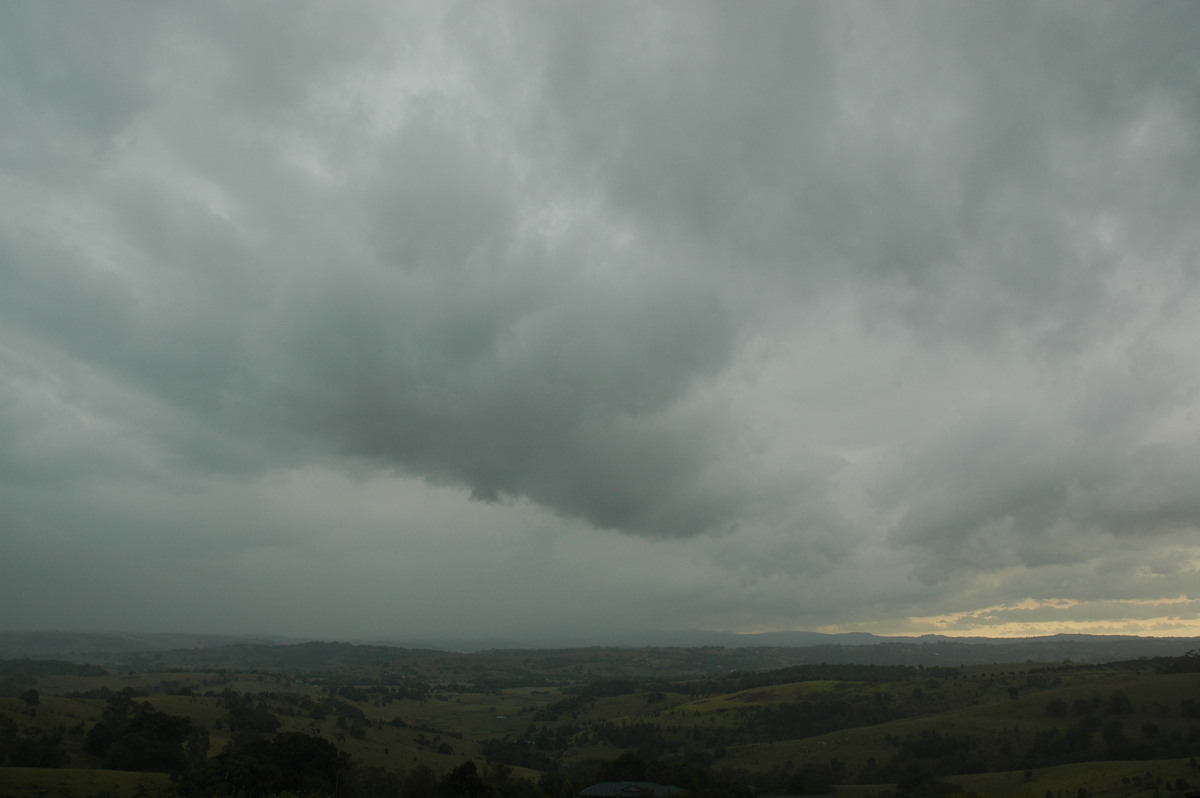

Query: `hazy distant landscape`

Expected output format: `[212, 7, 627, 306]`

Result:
[4, 629, 1200, 670]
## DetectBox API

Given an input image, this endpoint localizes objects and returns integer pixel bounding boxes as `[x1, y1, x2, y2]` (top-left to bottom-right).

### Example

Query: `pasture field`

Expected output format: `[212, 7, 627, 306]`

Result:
[0, 766, 172, 797]
[2, 650, 1200, 797]
[951, 758, 1200, 798]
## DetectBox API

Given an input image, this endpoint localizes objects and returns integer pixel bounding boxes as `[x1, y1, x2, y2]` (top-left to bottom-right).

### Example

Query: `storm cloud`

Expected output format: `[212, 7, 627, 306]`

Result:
[3, 1, 1199, 640]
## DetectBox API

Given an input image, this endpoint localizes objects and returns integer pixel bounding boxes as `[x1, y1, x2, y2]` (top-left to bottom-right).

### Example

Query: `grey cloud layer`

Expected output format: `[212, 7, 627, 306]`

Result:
[3, 1, 1200, 634]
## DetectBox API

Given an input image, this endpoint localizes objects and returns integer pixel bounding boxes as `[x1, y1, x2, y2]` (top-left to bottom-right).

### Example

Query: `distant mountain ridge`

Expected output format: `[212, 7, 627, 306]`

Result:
[0, 630, 299, 660]
[2, 629, 1197, 668]
[362, 627, 1195, 651]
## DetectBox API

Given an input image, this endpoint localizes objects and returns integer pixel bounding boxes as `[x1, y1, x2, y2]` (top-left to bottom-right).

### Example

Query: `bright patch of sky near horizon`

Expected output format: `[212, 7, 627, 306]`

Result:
[3, 1, 1200, 642]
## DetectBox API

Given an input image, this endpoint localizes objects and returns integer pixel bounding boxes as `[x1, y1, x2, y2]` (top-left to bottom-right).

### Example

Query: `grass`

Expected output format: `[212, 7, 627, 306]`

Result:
[0, 767, 173, 798]
[950, 757, 1200, 798]
[5, 657, 1200, 797]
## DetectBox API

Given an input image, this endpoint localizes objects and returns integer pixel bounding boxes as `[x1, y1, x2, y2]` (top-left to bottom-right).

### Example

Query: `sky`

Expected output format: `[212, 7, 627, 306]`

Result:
[3, 2, 1200, 643]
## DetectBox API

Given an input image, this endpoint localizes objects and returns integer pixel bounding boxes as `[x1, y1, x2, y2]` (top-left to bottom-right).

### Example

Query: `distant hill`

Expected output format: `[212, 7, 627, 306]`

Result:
[362, 627, 1200, 652]
[0, 630, 298, 660]
[1, 629, 1197, 675]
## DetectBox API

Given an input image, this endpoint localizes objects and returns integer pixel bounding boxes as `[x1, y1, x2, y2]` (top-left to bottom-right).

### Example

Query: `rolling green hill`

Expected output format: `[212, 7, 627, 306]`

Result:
[2, 649, 1199, 797]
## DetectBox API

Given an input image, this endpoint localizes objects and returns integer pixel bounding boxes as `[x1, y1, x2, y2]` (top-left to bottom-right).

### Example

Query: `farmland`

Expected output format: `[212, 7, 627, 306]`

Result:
[2, 638, 1200, 796]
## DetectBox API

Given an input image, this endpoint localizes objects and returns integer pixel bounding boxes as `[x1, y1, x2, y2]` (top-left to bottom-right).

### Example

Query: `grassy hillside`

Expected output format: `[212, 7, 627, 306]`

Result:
[1, 652, 1199, 796]
[0, 766, 173, 798]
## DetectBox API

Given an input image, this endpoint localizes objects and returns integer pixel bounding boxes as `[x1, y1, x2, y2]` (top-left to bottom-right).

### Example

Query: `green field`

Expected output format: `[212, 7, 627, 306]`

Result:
[0, 766, 173, 798]
[3, 651, 1200, 796]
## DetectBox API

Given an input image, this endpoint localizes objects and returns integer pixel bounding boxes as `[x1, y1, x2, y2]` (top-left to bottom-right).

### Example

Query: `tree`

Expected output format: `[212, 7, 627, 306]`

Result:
[222, 690, 281, 741]
[9, 731, 65, 768]
[84, 693, 192, 774]
[185, 724, 210, 771]
[0, 714, 17, 764]
[195, 732, 348, 797]
[403, 763, 440, 797]
[19, 688, 40, 715]
[441, 760, 491, 797]
[1108, 691, 1134, 715]
[598, 751, 647, 782]
[536, 772, 574, 798]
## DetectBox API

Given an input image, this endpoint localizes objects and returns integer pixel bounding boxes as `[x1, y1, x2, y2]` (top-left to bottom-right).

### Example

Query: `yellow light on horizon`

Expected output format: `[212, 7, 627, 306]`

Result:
[735, 595, 1200, 639]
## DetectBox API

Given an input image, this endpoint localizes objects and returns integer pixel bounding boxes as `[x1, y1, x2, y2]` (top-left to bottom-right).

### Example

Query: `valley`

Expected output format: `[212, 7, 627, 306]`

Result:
[2, 636, 1199, 797]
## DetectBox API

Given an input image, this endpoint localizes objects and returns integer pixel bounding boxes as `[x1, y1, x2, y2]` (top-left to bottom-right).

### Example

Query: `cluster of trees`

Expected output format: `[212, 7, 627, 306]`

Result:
[10, 650, 1200, 797]
[479, 736, 557, 772]
[313, 680, 433, 703]
[503, 683, 1200, 791]
[83, 691, 205, 774]
[191, 743, 749, 797]
[189, 731, 350, 796]
[0, 711, 66, 768]
[1029, 690, 1200, 765]
[683, 662, 960, 695]
[533, 691, 925, 768]
[0, 659, 106, 697]
[3, 682, 755, 796]
[1044, 690, 1134, 719]
[745, 696, 902, 741]
[1133, 648, 1200, 674]
[221, 689, 282, 739]
[0, 660, 107, 679]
